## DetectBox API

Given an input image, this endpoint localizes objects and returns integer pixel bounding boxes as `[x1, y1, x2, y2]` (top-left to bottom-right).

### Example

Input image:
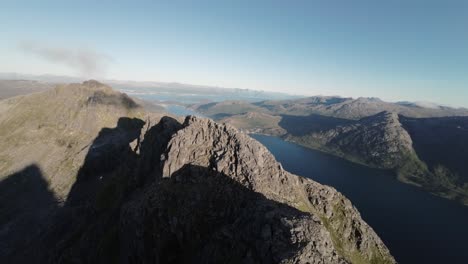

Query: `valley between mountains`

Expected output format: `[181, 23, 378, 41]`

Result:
[192, 97, 468, 205]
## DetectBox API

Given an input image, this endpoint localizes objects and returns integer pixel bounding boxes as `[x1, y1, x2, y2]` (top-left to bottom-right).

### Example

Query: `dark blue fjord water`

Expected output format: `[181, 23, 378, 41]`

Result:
[251, 134, 468, 264]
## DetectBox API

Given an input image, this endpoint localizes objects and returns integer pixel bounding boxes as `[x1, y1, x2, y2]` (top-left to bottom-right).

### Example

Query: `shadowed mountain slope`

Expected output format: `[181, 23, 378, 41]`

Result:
[0, 80, 161, 200]
[400, 116, 468, 182]
[0, 165, 57, 262]
[0, 82, 394, 263]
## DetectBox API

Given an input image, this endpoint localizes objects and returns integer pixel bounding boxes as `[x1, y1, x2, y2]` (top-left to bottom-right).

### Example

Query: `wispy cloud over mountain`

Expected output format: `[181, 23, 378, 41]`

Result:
[18, 41, 113, 78]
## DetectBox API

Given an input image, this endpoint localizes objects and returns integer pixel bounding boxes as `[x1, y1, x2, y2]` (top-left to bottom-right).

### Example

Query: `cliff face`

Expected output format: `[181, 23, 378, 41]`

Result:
[138, 116, 395, 264]
[0, 82, 394, 263]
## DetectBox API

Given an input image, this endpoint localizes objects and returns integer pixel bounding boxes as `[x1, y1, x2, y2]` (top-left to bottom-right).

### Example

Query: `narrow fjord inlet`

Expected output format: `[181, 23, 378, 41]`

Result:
[252, 134, 468, 264]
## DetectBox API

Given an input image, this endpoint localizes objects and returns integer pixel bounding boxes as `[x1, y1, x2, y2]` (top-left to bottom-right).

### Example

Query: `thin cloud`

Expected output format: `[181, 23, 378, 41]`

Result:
[19, 41, 113, 78]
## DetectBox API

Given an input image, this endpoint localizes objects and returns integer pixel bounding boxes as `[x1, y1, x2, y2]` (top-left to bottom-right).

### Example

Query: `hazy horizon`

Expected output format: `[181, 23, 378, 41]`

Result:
[2, 71, 467, 109]
[1, 1, 467, 107]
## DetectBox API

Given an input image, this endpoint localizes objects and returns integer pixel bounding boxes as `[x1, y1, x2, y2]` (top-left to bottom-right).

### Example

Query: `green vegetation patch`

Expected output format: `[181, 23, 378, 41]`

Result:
[321, 202, 394, 264]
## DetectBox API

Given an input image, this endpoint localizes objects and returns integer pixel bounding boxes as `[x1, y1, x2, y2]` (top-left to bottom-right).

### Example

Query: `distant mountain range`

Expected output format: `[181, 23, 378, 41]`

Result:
[0, 72, 300, 102]
[0, 81, 394, 263]
[193, 97, 468, 205]
[252, 96, 468, 119]
[2, 76, 467, 205]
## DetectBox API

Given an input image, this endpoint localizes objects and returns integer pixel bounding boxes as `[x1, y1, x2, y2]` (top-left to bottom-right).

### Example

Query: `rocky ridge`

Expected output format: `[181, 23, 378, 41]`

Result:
[0, 82, 394, 263]
[118, 116, 394, 263]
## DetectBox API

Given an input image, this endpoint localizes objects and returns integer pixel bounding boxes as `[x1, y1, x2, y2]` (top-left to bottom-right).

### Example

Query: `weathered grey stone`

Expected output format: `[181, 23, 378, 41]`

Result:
[139, 115, 396, 264]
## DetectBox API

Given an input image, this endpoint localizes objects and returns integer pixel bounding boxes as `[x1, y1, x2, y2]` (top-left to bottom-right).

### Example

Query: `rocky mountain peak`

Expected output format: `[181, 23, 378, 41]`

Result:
[0, 84, 395, 263]
[50, 81, 140, 110]
[145, 115, 396, 263]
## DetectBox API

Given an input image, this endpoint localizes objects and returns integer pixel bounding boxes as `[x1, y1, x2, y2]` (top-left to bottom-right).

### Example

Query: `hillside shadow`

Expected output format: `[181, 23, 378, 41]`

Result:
[66, 117, 145, 206]
[400, 116, 468, 182]
[2, 115, 312, 263]
[40, 116, 184, 263]
[121, 164, 309, 264]
[1, 117, 147, 263]
[0, 165, 58, 263]
[136, 116, 183, 185]
[279, 114, 353, 136]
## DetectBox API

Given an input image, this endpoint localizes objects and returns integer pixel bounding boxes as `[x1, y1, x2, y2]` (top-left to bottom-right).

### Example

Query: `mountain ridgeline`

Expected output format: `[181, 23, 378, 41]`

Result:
[0, 81, 395, 263]
[191, 95, 468, 120]
[193, 97, 468, 205]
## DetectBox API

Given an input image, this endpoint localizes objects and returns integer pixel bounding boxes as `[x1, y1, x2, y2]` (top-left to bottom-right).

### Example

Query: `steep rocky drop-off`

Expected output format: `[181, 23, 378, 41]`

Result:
[156, 116, 395, 263]
[42, 116, 394, 264]
[0, 82, 394, 263]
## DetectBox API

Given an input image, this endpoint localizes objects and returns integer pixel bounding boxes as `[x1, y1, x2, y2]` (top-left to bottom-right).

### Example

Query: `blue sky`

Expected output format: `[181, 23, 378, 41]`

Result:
[1, 0, 468, 107]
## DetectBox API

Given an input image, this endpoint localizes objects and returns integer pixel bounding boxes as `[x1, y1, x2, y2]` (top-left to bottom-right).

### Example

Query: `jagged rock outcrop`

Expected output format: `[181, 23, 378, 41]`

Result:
[120, 116, 394, 264]
[0, 82, 395, 263]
